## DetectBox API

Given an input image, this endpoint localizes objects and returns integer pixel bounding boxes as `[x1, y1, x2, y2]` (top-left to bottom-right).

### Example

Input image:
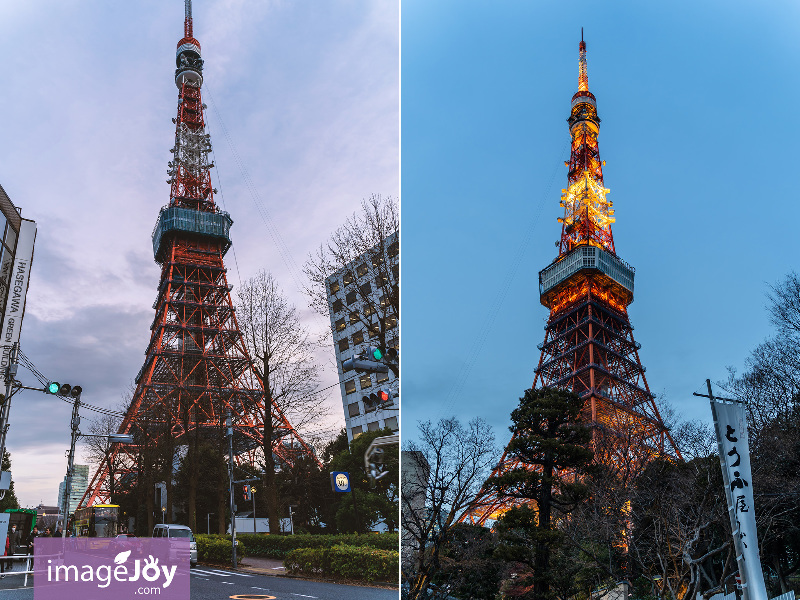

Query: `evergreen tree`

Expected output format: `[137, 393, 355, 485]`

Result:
[485, 387, 593, 600]
[0, 451, 20, 512]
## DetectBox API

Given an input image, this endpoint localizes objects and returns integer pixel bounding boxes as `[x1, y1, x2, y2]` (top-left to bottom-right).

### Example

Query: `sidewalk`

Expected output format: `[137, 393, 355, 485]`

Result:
[234, 556, 288, 576]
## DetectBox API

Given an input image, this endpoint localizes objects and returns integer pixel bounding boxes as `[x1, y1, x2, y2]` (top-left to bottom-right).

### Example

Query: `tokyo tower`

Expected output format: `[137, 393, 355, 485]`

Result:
[466, 35, 678, 524]
[80, 1, 316, 514]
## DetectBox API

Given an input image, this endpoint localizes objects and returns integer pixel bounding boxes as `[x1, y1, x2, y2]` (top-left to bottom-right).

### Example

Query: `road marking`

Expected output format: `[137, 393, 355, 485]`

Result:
[205, 568, 254, 577]
[290, 594, 318, 599]
[251, 587, 271, 591]
[222, 581, 235, 585]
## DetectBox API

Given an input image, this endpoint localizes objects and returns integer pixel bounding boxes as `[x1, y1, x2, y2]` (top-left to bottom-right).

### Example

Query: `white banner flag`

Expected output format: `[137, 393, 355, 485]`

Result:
[711, 400, 767, 600]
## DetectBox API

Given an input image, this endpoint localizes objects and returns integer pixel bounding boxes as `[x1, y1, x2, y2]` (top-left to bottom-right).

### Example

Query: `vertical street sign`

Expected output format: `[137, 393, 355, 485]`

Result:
[0, 218, 36, 478]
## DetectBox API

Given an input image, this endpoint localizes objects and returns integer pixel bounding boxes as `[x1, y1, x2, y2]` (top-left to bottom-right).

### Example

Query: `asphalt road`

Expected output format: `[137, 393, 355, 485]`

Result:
[0, 566, 399, 599]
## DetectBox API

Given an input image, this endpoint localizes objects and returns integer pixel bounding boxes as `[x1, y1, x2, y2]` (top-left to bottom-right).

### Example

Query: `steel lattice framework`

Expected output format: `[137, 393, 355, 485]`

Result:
[80, 1, 316, 508]
[465, 36, 679, 525]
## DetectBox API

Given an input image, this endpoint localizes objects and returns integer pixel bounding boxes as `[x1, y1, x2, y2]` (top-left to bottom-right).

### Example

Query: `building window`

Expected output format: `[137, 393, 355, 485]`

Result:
[348, 402, 360, 417]
[364, 304, 376, 317]
[360, 374, 372, 389]
[346, 290, 357, 305]
[386, 316, 398, 329]
[349, 311, 360, 325]
[332, 299, 344, 313]
[384, 416, 398, 431]
[359, 282, 372, 296]
[351, 425, 363, 438]
[338, 338, 349, 352]
[388, 241, 399, 257]
[367, 421, 379, 432]
[352, 330, 364, 345]
[329, 279, 340, 294]
[372, 253, 384, 268]
[343, 271, 353, 286]
[357, 263, 368, 277]
[376, 371, 389, 384]
[379, 295, 387, 308]
[368, 323, 381, 338]
[345, 380, 356, 395]
[377, 272, 389, 287]
[335, 318, 346, 332]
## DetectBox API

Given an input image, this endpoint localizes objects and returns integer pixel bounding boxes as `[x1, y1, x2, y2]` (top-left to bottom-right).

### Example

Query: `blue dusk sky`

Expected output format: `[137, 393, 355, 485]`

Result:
[401, 1, 800, 446]
[0, 1, 398, 507]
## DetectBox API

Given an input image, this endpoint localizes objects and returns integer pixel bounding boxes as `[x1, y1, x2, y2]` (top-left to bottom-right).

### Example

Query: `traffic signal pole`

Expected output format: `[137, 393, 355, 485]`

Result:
[62, 391, 81, 538]
[226, 410, 237, 568]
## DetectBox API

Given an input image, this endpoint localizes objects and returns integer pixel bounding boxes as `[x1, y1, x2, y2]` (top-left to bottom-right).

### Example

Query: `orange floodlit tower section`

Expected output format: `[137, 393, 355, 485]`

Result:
[80, 0, 317, 508]
[465, 36, 678, 525]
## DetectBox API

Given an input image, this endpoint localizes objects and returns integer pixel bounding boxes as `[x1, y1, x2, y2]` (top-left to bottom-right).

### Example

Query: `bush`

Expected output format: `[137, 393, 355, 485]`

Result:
[284, 544, 398, 583]
[195, 534, 246, 563]
[236, 532, 398, 558]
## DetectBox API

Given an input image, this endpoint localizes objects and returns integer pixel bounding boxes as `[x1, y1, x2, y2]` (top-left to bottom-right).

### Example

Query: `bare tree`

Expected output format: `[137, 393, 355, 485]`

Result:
[401, 417, 496, 600]
[303, 194, 399, 377]
[235, 270, 326, 533]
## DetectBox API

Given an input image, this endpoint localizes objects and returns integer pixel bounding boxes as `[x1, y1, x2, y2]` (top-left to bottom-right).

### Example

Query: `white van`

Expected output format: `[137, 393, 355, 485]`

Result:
[152, 524, 197, 566]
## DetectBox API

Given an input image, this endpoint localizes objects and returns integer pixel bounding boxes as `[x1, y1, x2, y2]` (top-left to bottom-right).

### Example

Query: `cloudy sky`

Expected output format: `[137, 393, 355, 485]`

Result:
[0, 0, 398, 508]
[402, 1, 800, 449]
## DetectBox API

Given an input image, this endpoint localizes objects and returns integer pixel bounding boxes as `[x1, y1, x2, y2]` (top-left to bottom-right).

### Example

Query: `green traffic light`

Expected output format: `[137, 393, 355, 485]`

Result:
[48, 382, 60, 394]
[372, 348, 383, 361]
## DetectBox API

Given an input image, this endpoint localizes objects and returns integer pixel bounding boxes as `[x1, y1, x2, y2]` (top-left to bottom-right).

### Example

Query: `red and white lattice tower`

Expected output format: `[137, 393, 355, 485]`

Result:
[80, 0, 316, 508]
[465, 35, 679, 525]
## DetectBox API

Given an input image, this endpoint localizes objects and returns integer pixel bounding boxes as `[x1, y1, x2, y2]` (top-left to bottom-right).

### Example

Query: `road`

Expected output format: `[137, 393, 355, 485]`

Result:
[0, 565, 398, 599]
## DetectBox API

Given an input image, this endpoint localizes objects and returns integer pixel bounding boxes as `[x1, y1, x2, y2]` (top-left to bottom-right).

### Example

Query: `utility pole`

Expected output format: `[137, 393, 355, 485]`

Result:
[62, 390, 81, 538]
[226, 409, 237, 568]
[207, 513, 213, 535]
[0, 343, 18, 496]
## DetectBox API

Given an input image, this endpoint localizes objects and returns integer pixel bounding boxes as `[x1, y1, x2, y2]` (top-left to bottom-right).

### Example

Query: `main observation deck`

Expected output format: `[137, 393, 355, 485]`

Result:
[152, 205, 233, 260]
[539, 245, 635, 308]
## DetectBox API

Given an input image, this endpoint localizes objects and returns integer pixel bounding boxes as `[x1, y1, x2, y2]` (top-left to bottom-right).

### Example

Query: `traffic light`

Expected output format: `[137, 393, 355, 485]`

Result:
[362, 389, 393, 408]
[45, 382, 82, 398]
[242, 484, 251, 501]
[343, 349, 388, 374]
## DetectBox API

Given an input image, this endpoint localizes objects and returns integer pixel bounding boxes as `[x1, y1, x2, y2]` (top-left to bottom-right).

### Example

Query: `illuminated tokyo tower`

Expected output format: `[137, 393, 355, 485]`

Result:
[80, 1, 316, 510]
[466, 35, 678, 524]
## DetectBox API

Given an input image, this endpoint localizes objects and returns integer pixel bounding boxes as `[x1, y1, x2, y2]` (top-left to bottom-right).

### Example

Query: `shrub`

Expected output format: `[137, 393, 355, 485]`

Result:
[236, 532, 398, 558]
[195, 534, 246, 563]
[284, 544, 398, 583]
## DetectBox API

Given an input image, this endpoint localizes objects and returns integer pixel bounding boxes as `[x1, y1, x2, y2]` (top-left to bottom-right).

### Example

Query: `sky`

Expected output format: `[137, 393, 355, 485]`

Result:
[0, 0, 398, 508]
[401, 1, 800, 450]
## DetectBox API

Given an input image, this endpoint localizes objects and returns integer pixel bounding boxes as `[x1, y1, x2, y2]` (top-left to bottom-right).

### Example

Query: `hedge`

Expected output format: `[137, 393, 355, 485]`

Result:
[196, 535, 246, 563]
[284, 544, 398, 583]
[232, 532, 398, 559]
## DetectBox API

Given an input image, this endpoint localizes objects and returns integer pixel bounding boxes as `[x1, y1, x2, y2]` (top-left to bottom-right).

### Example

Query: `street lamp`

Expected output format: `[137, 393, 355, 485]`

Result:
[161, 506, 166, 524]
[207, 513, 214, 535]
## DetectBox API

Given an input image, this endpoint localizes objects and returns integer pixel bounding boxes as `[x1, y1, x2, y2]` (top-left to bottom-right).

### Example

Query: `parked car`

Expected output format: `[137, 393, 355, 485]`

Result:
[152, 524, 197, 567]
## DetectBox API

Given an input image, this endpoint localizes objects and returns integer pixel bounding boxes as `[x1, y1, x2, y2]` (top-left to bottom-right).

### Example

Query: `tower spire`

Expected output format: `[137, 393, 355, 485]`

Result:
[578, 30, 588, 92]
[184, 0, 193, 39]
[559, 34, 614, 255]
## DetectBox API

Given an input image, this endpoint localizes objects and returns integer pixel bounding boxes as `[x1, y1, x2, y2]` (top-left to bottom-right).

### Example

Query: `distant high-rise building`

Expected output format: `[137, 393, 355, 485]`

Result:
[58, 464, 88, 516]
[325, 231, 399, 441]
